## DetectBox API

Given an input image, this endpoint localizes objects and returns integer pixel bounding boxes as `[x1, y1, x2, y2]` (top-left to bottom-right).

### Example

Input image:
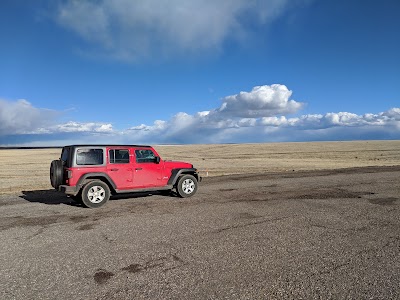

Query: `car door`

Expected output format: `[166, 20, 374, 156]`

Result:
[132, 148, 164, 188]
[106, 147, 134, 190]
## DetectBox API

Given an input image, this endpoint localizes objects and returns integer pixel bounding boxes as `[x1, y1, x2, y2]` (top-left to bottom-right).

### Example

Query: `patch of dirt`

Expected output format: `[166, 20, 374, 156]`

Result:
[286, 188, 365, 200]
[121, 264, 142, 274]
[121, 254, 185, 275]
[0, 215, 63, 231]
[70, 215, 90, 223]
[217, 187, 367, 204]
[239, 198, 273, 203]
[368, 198, 398, 206]
[205, 166, 400, 185]
[76, 223, 97, 230]
[94, 269, 115, 285]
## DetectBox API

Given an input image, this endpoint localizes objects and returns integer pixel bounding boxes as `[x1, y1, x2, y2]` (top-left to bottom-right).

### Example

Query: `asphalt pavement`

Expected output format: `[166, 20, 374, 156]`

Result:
[0, 166, 399, 299]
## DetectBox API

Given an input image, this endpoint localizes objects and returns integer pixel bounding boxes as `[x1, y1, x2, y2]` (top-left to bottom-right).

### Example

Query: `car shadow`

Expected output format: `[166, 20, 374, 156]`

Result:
[20, 189, 81, 206]
[109, 190, 178, 201]
[20, 189, 178, 206]
[110, 192, 153, 201]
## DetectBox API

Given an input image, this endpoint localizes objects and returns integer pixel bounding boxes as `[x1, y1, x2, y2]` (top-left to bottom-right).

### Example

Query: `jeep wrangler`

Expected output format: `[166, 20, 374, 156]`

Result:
[50, 145, 201, 208]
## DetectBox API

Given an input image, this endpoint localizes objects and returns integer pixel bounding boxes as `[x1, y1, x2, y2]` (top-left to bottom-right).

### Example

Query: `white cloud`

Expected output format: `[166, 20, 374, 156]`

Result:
[0, 99, 58, 135]
[55, 0, 299, 61]
[382, 107, 400, 120]
[1, 85, 399, 146]
[119, 108, 399, 144]
[0, 99, 113, 143]
[54, 121, 114, 133]
[130, 84, 304, 139]
[116, 84, 399, 143]
[216, 84, 303, 118]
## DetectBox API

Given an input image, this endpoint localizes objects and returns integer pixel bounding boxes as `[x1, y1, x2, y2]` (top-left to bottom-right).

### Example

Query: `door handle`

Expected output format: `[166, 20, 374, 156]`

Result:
[135, 168, 142, 171]
[110, 168, 119, 171]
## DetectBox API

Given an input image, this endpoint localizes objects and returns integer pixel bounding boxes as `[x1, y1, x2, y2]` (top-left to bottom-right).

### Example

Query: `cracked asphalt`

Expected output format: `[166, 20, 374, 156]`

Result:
[0, 166, 399, 299]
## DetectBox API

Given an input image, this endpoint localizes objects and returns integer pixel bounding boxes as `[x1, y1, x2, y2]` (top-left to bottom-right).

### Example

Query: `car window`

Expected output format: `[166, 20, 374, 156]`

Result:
[61, 147, 69, 162]
[135, 149, 157, 163]
[76, 149, 104, 165]
[109, 149, 130, 164]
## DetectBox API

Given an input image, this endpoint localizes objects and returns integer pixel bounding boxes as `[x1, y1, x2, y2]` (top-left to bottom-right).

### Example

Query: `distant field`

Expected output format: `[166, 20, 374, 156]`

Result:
[0, 140, 399, 194]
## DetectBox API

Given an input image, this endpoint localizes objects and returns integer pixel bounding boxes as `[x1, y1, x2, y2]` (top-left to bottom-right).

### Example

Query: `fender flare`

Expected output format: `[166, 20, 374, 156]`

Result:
[76, 173, 117, 191]
[168, 168, 200, 186]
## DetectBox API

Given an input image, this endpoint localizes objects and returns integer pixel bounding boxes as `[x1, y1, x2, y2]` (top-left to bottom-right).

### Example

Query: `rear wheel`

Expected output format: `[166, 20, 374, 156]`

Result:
[50, 160, 63, 189]
[81, 181, 110, 208]
[176, 174, 198, 198]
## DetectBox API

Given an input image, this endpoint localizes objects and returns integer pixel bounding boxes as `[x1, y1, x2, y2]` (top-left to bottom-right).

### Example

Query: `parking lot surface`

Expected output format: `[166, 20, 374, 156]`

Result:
[0, 166, 399, 299]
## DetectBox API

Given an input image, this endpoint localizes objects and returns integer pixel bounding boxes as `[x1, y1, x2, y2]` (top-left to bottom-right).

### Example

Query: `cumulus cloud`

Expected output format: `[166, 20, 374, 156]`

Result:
[216, 84, 303, 118]
[1, 85, 399, 146]
[55, 0, 298, 61]
[0, 99, 58, 135]
[54, 121, 114, 133]
[130, 84, 303, 138]
[124, 107, 400, 144]
[382, 107, 400, 120]
[0, 99, 114, 146]
[117, 84, 399, 144]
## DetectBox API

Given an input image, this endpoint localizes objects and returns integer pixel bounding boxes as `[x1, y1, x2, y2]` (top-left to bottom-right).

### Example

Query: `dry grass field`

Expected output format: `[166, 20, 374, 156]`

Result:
[0, 140, 399, 194]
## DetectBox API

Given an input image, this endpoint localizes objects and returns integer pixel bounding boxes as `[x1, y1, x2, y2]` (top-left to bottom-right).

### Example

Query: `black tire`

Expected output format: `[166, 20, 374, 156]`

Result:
[176, 174, 198, 198]
[81, 181, 110, 208]
[50, 160, 63, 189]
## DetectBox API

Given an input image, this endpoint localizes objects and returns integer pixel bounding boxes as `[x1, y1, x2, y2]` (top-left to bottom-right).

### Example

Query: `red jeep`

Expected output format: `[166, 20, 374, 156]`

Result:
[50, 145, 201, 208]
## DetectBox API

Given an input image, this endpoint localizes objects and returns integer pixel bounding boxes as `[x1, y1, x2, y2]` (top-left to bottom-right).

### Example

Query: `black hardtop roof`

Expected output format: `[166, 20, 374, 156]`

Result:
[64, 144, 152, 148]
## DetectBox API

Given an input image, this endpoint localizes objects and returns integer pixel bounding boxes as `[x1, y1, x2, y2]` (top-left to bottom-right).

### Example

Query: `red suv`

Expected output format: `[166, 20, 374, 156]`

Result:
[50, 145, 201, 208]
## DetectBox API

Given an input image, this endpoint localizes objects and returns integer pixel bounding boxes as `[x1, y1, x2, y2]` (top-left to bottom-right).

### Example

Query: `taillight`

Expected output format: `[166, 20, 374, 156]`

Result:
[67, 170, 72, 179]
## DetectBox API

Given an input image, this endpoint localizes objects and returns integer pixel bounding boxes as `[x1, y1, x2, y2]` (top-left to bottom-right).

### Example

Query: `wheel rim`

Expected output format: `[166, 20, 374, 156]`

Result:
[182, 179, 195, 194]
[87, 186, 106, 203]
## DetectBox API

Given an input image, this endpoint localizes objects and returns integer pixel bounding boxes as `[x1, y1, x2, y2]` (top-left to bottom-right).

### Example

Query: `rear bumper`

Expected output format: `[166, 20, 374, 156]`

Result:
[59, 185, 79, 196]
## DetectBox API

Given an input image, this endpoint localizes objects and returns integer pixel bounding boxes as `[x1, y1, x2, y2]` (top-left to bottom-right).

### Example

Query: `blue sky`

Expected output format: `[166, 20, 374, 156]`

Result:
[0, 0, 399, 146]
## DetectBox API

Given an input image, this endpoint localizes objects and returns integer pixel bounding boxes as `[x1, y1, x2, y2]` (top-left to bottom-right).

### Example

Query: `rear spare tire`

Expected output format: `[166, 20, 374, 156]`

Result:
[81, 180, 110, 208]
[50, 160, 63, 189]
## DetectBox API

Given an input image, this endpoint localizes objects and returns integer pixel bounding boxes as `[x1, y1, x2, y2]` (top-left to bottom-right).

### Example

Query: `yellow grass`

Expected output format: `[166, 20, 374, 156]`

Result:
[0, 140, 399, 194]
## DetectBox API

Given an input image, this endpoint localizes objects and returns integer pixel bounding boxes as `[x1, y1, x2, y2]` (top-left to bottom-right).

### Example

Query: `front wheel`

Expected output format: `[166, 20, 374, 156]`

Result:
[81, 181, 110, 208]
[176, 175, 198, 198]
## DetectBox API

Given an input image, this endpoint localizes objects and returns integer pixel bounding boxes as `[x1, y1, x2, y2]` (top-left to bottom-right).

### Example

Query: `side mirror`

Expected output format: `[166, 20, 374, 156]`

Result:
[155, 156, 160, 164]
